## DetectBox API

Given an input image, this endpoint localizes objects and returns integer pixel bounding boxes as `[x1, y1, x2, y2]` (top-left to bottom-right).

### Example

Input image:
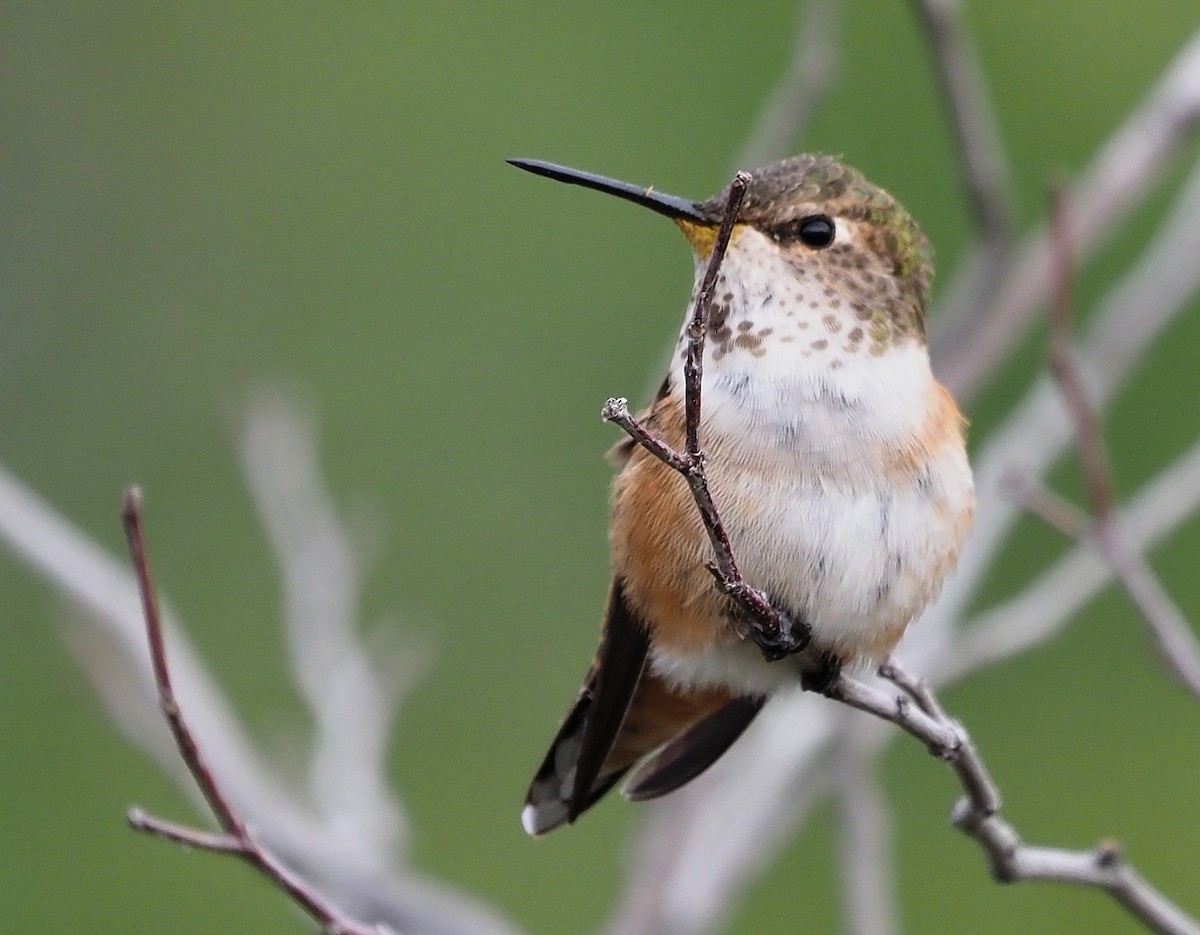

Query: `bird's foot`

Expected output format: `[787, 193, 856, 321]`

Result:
[747, 606, 812, 662]
[800, 652, 843, 694]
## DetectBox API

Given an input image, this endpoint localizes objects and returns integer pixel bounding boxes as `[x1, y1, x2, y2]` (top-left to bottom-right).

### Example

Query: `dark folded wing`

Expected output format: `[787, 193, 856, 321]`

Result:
[522, 579, 649, 835]
[623, 694, 765, 801]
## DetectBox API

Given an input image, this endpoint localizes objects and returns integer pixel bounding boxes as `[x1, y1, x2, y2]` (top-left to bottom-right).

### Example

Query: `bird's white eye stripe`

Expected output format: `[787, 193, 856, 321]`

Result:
[834, 218, 852, 243]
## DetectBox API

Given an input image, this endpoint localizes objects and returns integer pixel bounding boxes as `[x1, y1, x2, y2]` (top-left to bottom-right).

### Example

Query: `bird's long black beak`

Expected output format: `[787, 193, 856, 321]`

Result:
[508, 158, 710, 225]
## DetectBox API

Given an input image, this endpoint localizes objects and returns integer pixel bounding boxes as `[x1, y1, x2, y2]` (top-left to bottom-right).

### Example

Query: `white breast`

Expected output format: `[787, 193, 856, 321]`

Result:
[707, 438, 972, 658]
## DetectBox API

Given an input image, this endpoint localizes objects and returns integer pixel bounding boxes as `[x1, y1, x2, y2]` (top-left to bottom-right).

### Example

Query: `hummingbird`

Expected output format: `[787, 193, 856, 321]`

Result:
[510, 154, 974, 836]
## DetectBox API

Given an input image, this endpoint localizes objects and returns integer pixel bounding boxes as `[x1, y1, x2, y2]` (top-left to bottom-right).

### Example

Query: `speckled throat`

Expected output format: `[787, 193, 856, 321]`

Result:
[666, 216, 936, 470]
[698, 153, 932, 328]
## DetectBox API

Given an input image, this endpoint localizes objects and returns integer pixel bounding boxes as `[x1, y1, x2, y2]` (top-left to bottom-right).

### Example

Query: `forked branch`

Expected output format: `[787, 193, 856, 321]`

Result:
[121, 488, 388, 935]
[878, 664, 1200, 935]
[1008, 185, 1200, 700]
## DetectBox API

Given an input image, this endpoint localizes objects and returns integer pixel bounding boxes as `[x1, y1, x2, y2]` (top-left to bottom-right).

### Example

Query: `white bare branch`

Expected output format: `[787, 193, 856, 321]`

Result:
[603, 701, 838, 935]
[240, 388, 419, 859]
[1094, 523, 1200, 699]
[953, 438, 1200, 678]
[925, 149, 1200, 648]
[1006, 478, 1200, 700]
[932, 27, 1200, 400]
[908, 0, 1015, 252]
[0, 463, 309, 835]
[835, 726, 901, 935]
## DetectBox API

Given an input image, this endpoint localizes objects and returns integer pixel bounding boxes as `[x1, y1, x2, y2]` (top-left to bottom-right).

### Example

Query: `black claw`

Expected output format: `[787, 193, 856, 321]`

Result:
[800, 652, 843, 694]
[748, 607, 812, 662]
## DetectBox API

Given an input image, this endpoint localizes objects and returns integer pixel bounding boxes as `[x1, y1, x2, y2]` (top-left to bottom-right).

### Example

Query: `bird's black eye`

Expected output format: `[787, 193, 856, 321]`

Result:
[795, 214, 835, 248]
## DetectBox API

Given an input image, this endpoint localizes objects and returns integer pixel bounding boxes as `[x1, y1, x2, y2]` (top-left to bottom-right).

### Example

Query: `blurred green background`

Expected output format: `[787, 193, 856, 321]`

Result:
[3, 3, 1200, 933]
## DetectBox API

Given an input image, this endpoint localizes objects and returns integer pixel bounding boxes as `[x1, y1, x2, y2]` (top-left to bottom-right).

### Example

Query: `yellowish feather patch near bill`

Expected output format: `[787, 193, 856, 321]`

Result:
[675, 219, 749, 258]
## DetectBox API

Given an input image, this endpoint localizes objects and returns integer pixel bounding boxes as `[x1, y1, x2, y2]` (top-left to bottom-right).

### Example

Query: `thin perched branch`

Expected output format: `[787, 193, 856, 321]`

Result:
[668, 650, 1200, 935]
[875, 662, 1200, 935]
[603, 170, 807, 658]
[952, 814, 1200, 935]
[121, 488, 389, 935]
[735, 0, 843, 170]
[827, 667, 998, 817]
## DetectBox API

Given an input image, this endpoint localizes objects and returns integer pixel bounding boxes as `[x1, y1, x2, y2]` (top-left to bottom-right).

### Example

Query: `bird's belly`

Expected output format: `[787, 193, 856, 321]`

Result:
[720, 468, 966, 658]
[647, 449, 972, 697]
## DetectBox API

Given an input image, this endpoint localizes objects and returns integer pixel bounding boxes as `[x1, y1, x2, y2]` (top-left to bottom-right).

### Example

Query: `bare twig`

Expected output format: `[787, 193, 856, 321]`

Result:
[1047, 183, 1115, 519]
[909, 0, 1015, 256]
[0, 425, 522, 935]
[603, 171, 806, 656]
[835, 728, 900, 935]
[955, 438, 1200, 677]
[932, 29, 1200, 400]
[122, 488, 388, 935]
[127, 807, 244, 854]
[122, 488, 246, 840]
[876, 662, 1200, 935]
[1018, 186, 1200, 699]
[735, 0, 843, 170]
[240, 390, 413, 855]
[681, 199, 736, 462]
[1003, 473, 1090, 538]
